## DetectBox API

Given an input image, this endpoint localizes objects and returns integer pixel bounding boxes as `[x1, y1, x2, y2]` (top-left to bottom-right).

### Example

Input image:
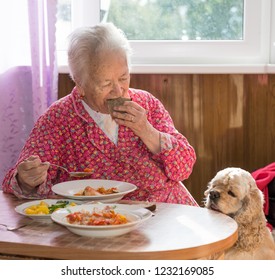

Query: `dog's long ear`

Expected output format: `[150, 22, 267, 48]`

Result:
[248, 177, 264, 214]
[235, 180, 264, 224]
[246, 174, 264, 210]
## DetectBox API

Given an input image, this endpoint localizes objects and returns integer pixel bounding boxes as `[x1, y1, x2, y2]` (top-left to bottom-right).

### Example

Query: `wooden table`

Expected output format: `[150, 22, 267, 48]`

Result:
[0, 191, 238, 260]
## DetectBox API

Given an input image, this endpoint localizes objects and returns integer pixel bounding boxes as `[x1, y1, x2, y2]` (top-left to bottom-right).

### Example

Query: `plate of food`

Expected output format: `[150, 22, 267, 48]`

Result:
[15, 199, 82, 222]
[51, 204, 152, 237]
[51, 179, 137, 202]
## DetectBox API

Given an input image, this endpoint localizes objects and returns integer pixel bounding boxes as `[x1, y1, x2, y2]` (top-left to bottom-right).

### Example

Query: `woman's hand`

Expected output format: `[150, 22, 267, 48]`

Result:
[17, 155, 49, 191]
[112, 101, 161, 154]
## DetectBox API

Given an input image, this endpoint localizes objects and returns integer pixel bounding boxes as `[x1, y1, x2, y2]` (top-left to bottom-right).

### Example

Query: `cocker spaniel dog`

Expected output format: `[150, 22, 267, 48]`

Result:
[204, 167, 275, 259]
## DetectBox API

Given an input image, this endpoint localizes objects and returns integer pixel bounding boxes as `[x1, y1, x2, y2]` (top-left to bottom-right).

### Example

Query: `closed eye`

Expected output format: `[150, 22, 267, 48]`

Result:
[119, 77, 128, 83]
[228, 190, 236, 197]
[102, 82, 112, 88]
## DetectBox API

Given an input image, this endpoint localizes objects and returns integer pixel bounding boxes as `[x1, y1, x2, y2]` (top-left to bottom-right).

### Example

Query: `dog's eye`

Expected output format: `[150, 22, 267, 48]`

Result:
[228, 190, 236, 197]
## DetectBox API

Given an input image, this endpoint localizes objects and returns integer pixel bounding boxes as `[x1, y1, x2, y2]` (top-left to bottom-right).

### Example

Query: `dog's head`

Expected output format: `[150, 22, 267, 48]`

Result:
[204, 167, 263, 220]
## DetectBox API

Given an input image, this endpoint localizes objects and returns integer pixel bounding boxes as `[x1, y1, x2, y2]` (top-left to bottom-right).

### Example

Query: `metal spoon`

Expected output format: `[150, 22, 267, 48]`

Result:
[0, 223, 31, 231]
[49, 163, 93, 178]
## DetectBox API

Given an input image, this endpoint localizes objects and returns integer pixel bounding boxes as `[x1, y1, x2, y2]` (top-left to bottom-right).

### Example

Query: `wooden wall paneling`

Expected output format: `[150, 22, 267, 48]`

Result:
[58, 73, 75, 99]
[226, 74, 245, 167]
[216, 74, 244, 169]
[187, 74, 209, 204]
[245, 75, 264, 170]
[244, 74, 275, 172]
[185, 74, 245, 204]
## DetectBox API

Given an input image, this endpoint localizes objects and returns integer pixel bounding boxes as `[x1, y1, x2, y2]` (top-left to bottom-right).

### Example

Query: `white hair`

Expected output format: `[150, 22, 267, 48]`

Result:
[67, 22, 132, 89]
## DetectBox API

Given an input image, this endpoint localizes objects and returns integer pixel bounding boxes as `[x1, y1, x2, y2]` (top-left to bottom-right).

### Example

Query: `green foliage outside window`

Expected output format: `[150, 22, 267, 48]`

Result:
[102, 0, 244, 40]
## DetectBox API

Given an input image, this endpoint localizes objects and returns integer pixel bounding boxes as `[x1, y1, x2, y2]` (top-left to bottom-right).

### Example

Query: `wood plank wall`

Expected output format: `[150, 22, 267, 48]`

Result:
[58, 73, 275, 205]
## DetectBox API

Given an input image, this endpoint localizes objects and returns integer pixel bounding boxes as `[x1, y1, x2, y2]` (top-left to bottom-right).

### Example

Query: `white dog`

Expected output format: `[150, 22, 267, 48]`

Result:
[204, 167, 275, 260]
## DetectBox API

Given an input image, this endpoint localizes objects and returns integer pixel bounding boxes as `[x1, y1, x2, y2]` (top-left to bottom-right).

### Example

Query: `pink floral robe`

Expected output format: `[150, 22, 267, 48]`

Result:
[2, 87, 197, 205]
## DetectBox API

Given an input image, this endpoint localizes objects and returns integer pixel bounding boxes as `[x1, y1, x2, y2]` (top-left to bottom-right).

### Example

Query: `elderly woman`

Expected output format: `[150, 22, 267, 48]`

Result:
[2, 23, 197, 205]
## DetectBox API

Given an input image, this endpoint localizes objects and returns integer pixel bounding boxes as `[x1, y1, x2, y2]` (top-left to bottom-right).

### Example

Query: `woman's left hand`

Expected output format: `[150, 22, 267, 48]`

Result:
[112, 101, 148, 136]
[112, 101, 161, 154]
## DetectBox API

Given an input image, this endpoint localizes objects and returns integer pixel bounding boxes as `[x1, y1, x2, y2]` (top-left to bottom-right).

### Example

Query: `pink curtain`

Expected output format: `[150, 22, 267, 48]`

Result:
[0, 0, 58, 184]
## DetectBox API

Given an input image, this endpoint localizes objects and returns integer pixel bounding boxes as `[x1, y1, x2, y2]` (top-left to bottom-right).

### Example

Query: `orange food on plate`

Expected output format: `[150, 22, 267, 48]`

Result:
[97, 187, 118, 194]
[66, 206, 128, 226]
[74, 186, 118, 196]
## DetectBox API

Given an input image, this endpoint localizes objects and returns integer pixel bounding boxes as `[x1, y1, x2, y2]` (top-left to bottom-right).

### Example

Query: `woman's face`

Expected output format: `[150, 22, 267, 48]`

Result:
[81, 50, 130, 114]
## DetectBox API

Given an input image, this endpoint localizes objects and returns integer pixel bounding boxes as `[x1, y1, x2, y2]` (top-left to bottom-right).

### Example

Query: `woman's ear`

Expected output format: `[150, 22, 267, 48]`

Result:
[75, 83, 85, 99]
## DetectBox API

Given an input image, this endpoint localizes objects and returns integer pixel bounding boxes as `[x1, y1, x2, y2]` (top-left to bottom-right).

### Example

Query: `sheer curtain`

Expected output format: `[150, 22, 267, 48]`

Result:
[0, 0, 58, 184]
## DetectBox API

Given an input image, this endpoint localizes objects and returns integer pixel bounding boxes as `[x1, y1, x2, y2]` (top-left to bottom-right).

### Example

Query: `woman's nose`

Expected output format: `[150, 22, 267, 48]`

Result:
[112, 82, 123, 95]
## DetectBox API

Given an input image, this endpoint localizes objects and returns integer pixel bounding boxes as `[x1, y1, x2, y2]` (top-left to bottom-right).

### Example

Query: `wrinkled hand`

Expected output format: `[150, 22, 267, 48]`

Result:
[112, 101, 149, 138]
[112, 101, 161, 154]
[17, 155, 49, 190]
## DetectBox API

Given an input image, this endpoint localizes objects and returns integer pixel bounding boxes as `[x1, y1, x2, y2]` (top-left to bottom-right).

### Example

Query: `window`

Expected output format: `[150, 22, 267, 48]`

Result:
[56, 0, 275, 73]
[101, 0, 244, 40]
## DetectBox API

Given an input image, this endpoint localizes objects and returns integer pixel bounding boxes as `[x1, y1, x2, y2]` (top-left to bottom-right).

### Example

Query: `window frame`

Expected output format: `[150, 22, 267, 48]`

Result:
[57, 0, 275, 74]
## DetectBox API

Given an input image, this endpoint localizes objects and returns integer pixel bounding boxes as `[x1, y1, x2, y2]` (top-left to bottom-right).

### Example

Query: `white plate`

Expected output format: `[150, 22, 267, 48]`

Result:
[15, 199, 82, 223]
[51, 204, 152, 237]
[51, 179, 137, 202]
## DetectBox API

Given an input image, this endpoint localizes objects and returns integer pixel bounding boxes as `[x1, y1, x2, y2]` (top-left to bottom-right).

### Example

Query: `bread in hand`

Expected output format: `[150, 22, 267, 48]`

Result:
[106, 97, 131, 115]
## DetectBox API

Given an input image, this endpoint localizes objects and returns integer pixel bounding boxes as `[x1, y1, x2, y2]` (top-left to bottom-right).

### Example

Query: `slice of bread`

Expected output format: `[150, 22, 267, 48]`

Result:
[106, 97, 131, 114]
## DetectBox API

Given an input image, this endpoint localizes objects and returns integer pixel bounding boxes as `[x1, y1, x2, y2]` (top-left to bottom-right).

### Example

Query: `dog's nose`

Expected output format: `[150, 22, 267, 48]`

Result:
[209, 190, 220, 200]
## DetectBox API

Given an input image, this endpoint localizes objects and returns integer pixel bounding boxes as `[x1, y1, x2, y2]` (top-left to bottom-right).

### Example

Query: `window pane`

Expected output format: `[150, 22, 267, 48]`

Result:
[100, 0, 244, 40]
[56, 0, 71, 51]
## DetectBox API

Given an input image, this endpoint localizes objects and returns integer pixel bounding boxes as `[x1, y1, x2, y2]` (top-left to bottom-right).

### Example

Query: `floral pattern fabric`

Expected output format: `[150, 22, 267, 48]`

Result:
[2, 87, 197, 206]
